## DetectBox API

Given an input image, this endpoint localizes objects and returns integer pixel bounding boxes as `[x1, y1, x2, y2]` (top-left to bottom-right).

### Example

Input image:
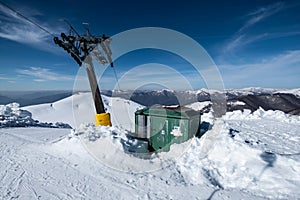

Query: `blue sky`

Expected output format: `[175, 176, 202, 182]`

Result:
[0, 0, 299, 91]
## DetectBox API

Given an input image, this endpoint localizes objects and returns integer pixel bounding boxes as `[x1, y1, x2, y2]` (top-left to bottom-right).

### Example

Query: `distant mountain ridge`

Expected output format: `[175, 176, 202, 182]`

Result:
[1, 88, 299, 115]
[230, 93, 300, 115]
[104, 88, 300, 115]
[0, 90, 73, 106]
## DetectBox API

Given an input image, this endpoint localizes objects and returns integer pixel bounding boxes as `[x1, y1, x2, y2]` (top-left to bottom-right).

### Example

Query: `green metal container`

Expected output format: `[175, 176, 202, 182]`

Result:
[135, 106, 201, 152]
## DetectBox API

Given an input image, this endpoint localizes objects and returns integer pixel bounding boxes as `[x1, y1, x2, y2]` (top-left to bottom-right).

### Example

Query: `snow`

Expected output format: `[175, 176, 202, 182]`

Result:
[224, 107, 300, 123]
[0, 102, 71, 128]
[228, 100, 246, 106]
[186, 101, 211, 111]
[223, 108, 300, 157]
[23, 92, 96, 129]
[1, 93, 300, 199]
[276, 88, 300, 97]
[24, 92, 144, 130]
[188, 87, 300, 97]
[178, 119, 300, 199]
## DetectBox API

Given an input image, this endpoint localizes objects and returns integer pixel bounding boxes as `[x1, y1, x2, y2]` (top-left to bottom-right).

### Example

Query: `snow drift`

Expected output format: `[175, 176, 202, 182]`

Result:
[47, 96, 298, 198]
[0, 102, 71, 128]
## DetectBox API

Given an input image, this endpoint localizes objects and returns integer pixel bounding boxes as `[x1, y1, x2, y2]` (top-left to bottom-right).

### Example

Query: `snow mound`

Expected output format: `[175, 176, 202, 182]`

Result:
[71, 123, 127, 144]
[61, 122, 192, 173]
[177, 118, 300, 199]
[66, 113, 300, 198]
[0, 103, 71, 128]
[224, 108, 300, 157]
[224, 107, 300, 123]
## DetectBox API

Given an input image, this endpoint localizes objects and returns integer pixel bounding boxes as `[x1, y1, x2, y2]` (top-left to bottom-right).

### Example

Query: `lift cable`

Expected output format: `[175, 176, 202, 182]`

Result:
[112, 66, 121, 91]
[1, 0, 122, 94]
[0, 0, 56, 37]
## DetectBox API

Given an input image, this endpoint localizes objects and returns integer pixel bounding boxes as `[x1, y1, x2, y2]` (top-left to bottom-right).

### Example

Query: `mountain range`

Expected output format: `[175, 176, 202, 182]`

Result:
[1, 88, 299, 115]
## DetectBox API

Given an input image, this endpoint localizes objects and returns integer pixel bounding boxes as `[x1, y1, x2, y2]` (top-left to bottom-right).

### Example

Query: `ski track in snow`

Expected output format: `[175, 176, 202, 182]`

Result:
[226, 119, 300, 156]
[1, 93, 300, 199]
[0, 128, 218, 199]
[1, 124, 298, 199]
[0, 128, 135, 199]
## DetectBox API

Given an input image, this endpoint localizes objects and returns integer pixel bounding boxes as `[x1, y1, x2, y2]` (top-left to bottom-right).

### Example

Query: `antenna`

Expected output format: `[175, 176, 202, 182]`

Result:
[60, 19, 80, 36]
[82, 22, 92, 36]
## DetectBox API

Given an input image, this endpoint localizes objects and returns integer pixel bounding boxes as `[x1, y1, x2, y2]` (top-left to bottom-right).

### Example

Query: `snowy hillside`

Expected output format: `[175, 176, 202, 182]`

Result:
[1, 93, 300, 199]
[24, 92, 144, 131]
[0, 102, 70, 128]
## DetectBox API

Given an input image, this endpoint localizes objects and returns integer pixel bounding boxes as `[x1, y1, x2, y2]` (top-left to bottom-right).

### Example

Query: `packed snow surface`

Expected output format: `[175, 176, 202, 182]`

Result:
[1, 93, 300, 199]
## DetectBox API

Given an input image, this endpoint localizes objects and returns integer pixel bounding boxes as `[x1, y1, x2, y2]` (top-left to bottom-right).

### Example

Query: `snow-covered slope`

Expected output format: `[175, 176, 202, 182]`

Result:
[24, 92, 144, 131]
[0, 102, 70, 128]
[276, 88, 300, 97]
[185, 101, 211, 111]
[1, 93, 300, 199]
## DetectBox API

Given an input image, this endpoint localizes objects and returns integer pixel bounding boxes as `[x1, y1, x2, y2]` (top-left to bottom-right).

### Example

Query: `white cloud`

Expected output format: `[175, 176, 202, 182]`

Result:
[110, 63, 194, 90]
[218, 50, 300, 88]
[0, 74, 17, 81]
[0, 24, 49, 44]
[224, 2, 286, 53]
[220, 50, 300, 73]
[0, 3, 64, 52]
[225, 33, 269, 53]
[16, 67, 74, 81]
[239, 2, 285, 33]
[0, 75, 10, 80]
[33, 79, 46, 82]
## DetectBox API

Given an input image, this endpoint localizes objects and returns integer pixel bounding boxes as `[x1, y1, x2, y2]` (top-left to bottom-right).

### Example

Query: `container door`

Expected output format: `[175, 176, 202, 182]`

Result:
[150, 116, 169, 151]
[168, 118, 184, 144]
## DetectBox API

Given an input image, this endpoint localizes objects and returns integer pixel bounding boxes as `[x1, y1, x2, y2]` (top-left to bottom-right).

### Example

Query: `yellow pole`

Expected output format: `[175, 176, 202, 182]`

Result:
[95, 113, 112, 126]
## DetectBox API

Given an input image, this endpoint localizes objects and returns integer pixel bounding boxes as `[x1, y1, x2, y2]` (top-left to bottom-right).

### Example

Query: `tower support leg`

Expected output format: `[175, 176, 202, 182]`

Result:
[84, 55, 112, 126]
